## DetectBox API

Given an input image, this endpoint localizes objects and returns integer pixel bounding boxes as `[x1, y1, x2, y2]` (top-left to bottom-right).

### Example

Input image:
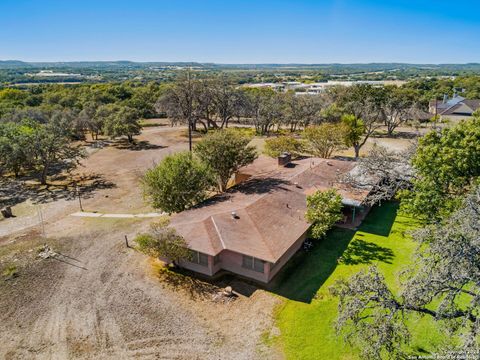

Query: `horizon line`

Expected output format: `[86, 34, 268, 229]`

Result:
[1, 59, 480, 66]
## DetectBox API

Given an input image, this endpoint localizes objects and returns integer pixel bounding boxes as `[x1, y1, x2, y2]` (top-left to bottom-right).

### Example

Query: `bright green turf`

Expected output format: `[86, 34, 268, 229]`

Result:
[270, 202, 445, 360]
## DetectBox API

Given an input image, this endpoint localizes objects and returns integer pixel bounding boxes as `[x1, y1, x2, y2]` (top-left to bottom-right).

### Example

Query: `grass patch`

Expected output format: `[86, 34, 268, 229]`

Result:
[2, 264, 18, 279]
[271, 202, 445, 359]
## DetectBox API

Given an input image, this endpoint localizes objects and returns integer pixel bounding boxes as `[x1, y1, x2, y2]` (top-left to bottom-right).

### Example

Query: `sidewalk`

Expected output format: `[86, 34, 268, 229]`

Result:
[71, 211, 165, 218]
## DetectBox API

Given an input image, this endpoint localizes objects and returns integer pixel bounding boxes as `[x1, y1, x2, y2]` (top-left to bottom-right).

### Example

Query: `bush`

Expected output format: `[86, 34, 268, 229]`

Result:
[2, 264, 18, 279]
[135, 221, 191, 266]
[303, 123, 346, 158]
[142, 152, 214, 213]
[264, 136, 304, 158]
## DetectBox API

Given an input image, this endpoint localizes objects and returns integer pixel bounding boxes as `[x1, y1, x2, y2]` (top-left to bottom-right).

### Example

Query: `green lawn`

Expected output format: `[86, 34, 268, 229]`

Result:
[270, 202, 445, 359]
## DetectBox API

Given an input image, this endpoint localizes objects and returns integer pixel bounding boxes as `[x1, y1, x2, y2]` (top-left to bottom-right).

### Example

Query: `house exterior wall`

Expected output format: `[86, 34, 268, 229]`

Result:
[441, 114, 472, 123]
[178, 257, 214, 276]
[177, 230, 308, 283]
[267, 229, 307, 282]
[217, 250, 269, 283]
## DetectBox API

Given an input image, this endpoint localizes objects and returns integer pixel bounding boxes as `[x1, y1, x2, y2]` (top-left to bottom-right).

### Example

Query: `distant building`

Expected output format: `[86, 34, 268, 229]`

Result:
[243, 80, 407, 95]
[429, 94, 480, 122]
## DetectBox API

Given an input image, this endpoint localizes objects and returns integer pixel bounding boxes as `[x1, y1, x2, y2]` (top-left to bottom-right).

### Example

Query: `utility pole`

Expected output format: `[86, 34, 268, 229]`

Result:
[37, 205, 46, 239]
[188, 114, 193, 152]
[75, 183, 83, 212]
[187, 69, 193, 152]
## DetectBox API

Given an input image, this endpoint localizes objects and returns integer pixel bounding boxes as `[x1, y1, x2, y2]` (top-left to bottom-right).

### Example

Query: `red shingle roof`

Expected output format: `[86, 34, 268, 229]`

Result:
[171, 156, 370, 263]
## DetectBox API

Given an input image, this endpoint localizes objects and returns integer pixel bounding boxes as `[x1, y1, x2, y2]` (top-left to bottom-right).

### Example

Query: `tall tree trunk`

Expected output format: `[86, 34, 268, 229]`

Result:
[40, 164, 48, 185]
[354, 144, 361, 159]
[387, 124, 395, 137]
[218, 179, 227, 193]
[198, 120, 208, 133]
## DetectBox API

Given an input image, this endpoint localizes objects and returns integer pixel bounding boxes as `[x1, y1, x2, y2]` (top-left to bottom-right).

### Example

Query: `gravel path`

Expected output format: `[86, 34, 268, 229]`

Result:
[70, 211, 165, 218]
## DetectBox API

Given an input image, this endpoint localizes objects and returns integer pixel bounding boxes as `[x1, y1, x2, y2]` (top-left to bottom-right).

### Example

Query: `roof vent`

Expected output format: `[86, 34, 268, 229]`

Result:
[231, 211, 238, 219]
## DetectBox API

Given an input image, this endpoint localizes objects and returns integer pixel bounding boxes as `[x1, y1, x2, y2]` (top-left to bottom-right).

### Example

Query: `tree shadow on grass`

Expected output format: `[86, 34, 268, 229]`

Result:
[338, 239, 394, 265]
[359, 201, 399, 237]
[267, 227, 355, 303]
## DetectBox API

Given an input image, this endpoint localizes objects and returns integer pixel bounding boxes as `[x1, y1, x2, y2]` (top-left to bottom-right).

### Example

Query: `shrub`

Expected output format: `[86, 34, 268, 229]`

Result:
[142, 151, 214, 213]
[264, 136, 304, 158]
[135, 221, 191, 266]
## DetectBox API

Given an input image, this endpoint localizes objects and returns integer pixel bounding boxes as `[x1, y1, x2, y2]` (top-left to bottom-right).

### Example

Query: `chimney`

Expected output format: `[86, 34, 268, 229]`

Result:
[278, 152, 291, 167]
[443, 94, 448, 104]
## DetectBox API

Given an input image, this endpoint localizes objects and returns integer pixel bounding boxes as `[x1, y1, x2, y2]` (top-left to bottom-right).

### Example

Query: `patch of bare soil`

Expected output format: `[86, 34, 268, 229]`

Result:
[0, 125, 189, 238]
[0, 215, 281, 359]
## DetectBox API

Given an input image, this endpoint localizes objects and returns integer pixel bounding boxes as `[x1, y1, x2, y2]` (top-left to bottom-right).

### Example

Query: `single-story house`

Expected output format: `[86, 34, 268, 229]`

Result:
[170, 155, 372, 283]
[429, 94, 480, 122]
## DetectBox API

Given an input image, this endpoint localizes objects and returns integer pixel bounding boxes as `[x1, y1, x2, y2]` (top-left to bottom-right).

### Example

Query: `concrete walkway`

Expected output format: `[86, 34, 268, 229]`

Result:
[71, 211, 165, 218]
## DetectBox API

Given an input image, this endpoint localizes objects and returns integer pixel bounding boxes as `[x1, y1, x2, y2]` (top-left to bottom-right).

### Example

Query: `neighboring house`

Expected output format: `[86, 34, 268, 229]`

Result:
[170, 155, 372, 283]
[429, 94, 480, 122]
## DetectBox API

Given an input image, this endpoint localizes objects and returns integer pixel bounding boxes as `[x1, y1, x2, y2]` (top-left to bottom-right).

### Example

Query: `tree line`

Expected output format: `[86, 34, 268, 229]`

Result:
[332, 114, 480, 359]
[0, 72, 444, 184]
[0, 82, 164, 183]
[158, 73, 425, 156]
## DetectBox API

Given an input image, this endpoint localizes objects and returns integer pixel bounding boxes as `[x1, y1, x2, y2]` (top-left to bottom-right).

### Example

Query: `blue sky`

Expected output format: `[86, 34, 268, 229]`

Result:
[1, 0, 479, 63]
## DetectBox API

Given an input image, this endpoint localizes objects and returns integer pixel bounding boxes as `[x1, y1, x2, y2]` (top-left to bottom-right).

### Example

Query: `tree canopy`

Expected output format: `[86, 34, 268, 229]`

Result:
[102, 104, 141, 143]
[135, 220, 191, 266]
[401, 116, 480, 221]
[305, 189, 343, 239]
[0, 115, 85, 184]
[332, 185, 480, 359]
[142, 151, 214, 214]
[194, 129, 257, 192]
[264, 135, 304, 158]
[303, 123, 346, 158]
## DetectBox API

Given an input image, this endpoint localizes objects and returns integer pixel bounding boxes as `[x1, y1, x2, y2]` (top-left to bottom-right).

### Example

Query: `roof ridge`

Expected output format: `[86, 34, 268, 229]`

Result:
[210, 216, 226, 250]
[240, 210, 276, 262]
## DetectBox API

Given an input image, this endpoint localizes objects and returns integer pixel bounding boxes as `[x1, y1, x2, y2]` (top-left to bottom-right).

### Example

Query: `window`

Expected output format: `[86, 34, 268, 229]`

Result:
[189, 250, 208, 266]
[242, 255, 264, 273]
[213, 254, 221, 265]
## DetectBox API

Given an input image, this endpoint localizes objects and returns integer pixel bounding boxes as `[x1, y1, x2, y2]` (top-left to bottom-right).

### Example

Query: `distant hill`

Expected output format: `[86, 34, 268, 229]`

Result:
[0, 60, 208, 70]
[1, 60, 480, 72]
[0, 60, 33, 69]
